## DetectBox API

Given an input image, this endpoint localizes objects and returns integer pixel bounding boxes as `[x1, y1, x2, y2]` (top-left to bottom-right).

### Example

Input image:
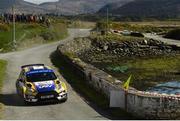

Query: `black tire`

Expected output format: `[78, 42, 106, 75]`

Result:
[61, 95, 68, 102]
[24, 100, 30, 105]
[62, 97, 67, 102]
[16, 82, 20, 95]
[24, 100, 33, 105]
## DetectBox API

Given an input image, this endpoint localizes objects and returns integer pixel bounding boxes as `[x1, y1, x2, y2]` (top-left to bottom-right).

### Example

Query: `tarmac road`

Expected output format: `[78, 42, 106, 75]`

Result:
[0, 29, 107, 120]
[144, 33, 180, 47]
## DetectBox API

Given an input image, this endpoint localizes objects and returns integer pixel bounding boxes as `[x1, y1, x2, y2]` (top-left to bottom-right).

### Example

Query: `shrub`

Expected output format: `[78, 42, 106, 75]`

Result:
[22, 23, 41, 29]
[40, 31, 55, 41]
[0, 23, 10, 31]
[164, 29, 180, 40]
[130, 32, 144, 37]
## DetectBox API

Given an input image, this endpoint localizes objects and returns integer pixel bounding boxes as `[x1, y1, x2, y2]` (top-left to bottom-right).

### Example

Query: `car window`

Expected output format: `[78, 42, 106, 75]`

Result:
[19, 70, 25, 82]
[26, 72, 57, 82]
[19, 71, 23, 79]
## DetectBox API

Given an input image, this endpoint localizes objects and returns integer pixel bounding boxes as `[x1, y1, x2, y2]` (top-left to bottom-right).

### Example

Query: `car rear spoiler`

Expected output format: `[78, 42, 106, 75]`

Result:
[21, 64, 45, 69]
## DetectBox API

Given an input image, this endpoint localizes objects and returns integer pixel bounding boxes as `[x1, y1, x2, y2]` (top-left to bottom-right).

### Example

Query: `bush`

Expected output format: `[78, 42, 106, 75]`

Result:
[164, 29, 180, 40]
[22, 23, 41, 29]
[130, 32, 144, 37]
[0, 23, 10, 31]
[40, 31, 55, 41]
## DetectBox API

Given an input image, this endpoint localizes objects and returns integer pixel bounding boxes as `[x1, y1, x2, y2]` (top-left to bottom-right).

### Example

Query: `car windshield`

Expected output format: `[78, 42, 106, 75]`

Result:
[26, 72, 57, 82]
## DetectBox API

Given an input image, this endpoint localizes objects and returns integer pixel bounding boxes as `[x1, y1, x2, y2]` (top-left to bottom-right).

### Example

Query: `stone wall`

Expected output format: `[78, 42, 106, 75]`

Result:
[87, 37, 180, 57]
[56, 38, 180, 119]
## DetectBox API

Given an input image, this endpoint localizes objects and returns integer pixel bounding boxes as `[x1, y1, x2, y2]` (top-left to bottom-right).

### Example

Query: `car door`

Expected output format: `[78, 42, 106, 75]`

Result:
[16, 70, 25, 96]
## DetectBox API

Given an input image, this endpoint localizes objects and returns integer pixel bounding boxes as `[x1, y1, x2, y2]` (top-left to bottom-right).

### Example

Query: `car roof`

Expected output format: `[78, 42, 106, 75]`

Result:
[22, 64, 53, 74]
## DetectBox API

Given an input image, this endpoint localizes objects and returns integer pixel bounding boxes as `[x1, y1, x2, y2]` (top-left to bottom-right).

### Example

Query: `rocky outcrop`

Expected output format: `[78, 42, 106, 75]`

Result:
[90, 38, 180, 56]
[76, 37, 180, 63]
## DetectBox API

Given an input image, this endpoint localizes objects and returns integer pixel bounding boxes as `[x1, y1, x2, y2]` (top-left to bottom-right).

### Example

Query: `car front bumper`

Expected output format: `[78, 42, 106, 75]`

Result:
[24, 91, 67, 103]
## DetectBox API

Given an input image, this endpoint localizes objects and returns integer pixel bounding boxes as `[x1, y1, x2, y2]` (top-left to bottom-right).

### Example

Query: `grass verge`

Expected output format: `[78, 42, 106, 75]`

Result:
[50, 50, 134, 119]
[0, 60, 7, 119]
[111, 22, 174, 33]
[93, 55, 180, 90]
[0, 22, 68, 52]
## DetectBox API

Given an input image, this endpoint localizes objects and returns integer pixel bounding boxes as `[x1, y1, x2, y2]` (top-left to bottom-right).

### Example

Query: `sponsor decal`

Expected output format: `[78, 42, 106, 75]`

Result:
[26, 70, 54, 75]
[34, 81, 55, 92]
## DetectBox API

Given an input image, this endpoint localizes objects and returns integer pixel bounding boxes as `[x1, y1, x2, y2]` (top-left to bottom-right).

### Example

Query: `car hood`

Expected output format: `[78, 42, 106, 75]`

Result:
[33, 80, 55, 93]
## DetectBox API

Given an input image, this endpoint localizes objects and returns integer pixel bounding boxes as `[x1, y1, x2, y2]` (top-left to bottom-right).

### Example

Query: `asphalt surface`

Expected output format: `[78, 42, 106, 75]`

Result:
[144, 33, 180, 47]
[0, 29, 107, 120]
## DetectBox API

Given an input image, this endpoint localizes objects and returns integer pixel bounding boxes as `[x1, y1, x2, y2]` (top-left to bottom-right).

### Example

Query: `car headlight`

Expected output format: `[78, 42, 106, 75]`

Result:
[26, 88, 36, 95]
[56, 80, 62, 89]
[26, 83, 37, 94]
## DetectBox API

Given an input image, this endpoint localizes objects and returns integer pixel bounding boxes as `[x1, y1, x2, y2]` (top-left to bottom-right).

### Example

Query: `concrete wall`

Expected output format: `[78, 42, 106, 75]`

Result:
[57, 39, 180, 119]
[127, 91, 180, 119]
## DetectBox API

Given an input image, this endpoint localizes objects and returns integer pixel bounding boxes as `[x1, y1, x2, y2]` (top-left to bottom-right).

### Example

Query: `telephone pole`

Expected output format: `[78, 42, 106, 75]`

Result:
[106, 7, 109, 35]
[12, 5, 17, 50]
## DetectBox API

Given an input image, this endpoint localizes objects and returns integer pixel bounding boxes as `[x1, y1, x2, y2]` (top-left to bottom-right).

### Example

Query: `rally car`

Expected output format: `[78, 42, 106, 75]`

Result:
[16, 64, 67, 103]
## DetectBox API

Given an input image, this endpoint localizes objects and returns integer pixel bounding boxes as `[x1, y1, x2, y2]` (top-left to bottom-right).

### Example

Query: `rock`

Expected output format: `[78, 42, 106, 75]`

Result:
[113, 50, 117, 54]
[115, 79, 122, 85]
[150, 46, 159, 49]
[76, 36, 180, 61]
[103, 45, 108, 50]
[139, 45, 150, 49]
[144, 39, 148, 45]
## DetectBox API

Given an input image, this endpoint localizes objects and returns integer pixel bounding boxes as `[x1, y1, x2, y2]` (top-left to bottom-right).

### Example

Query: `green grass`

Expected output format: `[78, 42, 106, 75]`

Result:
[0, 60, 7, 90]
[0, 22, 68, 52]
[111, 22, 176, 33]
[99, 55, 180, 90]
[68, 20, 95, 29]
[0, 60, 7, 119]
[50, 51, 134, 119]
[128, 56, 180, 71]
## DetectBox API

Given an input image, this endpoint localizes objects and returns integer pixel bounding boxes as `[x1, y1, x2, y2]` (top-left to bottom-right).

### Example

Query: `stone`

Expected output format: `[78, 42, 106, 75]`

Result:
[103, 45, 109, 50]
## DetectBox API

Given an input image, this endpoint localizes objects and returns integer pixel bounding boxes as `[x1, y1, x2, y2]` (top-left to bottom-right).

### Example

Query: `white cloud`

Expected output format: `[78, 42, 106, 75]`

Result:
[24, 0, 59, 4]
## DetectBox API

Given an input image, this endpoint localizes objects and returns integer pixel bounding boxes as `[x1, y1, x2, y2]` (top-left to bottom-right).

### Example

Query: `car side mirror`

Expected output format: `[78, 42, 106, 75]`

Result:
[57, 75, 60, 78]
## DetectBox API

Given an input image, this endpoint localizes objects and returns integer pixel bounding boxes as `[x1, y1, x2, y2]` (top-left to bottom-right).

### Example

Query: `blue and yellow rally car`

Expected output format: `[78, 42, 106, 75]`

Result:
[16, 64, 67, 103]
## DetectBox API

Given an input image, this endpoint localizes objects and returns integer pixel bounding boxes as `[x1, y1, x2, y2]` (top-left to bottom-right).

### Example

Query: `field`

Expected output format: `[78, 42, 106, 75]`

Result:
[80, 20, 180, 90]
[93, 20, 179, 35]
[0, 60, 7, 119]
[68, 20, 96, 29]
[125, 21, 180, 26]
[111, 22, 179, 34]
[94, 55, 180, 90]
[0, 22, 68, 52]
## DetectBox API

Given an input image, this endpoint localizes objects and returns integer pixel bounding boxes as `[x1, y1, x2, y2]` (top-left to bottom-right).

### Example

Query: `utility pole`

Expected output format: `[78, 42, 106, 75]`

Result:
[12, 5, 17, 50]
[106, 7, 109, 36]
[55, 4, 58, 16]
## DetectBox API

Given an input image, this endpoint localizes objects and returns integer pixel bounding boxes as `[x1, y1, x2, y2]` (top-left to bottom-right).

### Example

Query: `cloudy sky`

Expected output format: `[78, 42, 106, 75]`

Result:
[24, 0, 58, 4]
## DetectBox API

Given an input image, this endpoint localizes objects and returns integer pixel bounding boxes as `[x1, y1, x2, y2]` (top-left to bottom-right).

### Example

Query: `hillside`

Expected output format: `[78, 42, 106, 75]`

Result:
[0, 0, 47, 14]
[40, 0, 132, 15]
[98, 0, 180, 19]
[98, 0, 134, 14]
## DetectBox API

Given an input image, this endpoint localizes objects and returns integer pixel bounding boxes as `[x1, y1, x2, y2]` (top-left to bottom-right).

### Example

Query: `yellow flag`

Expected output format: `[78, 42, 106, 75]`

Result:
[123, 75, 132, 90]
